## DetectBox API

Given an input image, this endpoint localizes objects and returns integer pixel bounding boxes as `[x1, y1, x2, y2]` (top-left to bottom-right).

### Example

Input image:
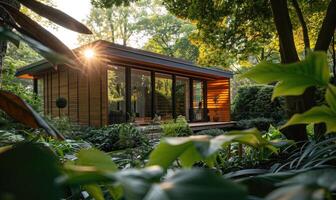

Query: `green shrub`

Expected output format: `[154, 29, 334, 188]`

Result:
[195, 128, 225, 136]
[161, 116, 193, 137]
[232, 84, 286, 124]
[0, 130, 25, 147]
[75, 123, 148, 152]
[236, 117, 274, 132]
[45, 116, 75, 136]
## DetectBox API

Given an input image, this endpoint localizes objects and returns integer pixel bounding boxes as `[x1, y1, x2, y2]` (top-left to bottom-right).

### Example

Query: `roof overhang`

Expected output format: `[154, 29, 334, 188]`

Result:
[16, 40, 234, 80]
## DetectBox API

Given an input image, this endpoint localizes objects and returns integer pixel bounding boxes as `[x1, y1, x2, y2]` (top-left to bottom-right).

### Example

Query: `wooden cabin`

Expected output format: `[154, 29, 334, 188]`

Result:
[16, 40, 233, 127]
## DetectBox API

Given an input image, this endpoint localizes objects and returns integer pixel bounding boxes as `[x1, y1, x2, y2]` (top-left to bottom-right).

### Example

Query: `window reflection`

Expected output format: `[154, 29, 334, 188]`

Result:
[131, 69, 152, 124]
[176, 76, 190, 120]
[193, 80, 204, 121]
[155, 73, 172, 120]
[108, 66, 126, 124]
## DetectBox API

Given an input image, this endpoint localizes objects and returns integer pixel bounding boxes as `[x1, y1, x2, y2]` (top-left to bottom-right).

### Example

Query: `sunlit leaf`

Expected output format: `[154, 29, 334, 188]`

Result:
[0, 90, 64, 139]
[147, 129, 277, 170]
[76, 148, 118, 172]
[84, 184, 105, 200]
[283, 106, 336, 134]
[0, 27, 75, 66]
[241, 52, 329, 99]
[17, 0, 92, 34]
[0, 2, 82, 69]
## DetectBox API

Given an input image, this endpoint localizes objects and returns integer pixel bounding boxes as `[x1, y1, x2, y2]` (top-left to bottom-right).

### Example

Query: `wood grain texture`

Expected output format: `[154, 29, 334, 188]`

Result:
[101, 68, 108, 126]
[59, 67, 69, 117]
[68, 69, 78, 123]
[89, 67, 101, 127]
[207, 78, 231, 122]
[78, 72, 89, 125]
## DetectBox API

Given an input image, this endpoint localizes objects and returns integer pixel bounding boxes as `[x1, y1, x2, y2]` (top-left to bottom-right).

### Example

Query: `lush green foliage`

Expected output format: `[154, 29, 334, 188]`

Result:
[75, 124, 148, 152]
[195, 128, 225, 137]
[160, 116, 192, 137]
[232, 84, 286, 130]
[236, 117, 275, 132]
[1, 64, 42, 111]
[241, 52, 330, 99]
[244, 52, 336, 134]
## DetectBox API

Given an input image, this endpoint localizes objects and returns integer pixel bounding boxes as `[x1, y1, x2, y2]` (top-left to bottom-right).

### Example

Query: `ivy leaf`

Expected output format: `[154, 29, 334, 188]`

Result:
[283, 84, 336, 134]
[241, 52, 329, 99]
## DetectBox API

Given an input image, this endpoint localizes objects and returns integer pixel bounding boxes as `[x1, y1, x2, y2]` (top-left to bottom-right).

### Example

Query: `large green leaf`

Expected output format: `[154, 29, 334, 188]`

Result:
[283, 84, 336, 133]
[147, 129, 277, 170]
[266, 168, 336, 200]
[0, 143, 62, 200]
[0, 27, 75, 66]
[61, 166, 164, 200]
[76, 148, 118, 172]
[0, 90, 64, 139]
[17, 0, 92, 34]
[144, 169, 247, 200]
[241, 52, 329, 99]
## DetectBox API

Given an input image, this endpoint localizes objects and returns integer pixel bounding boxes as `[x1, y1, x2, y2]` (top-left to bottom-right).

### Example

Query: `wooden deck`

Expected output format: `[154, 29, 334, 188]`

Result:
[189, 121, 236, 131]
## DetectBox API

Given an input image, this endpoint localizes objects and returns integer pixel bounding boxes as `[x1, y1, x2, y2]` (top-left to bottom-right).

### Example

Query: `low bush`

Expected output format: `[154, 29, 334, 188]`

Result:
[236, 117, 275, 132]
[232, 84, 286, 124]
[75, 123, 148, 152]
[195, 128, 225, 136]
[161, 116, 193, 137]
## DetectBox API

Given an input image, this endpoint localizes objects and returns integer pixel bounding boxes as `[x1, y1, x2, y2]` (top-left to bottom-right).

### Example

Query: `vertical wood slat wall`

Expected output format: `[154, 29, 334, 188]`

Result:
[42, 66, 107, 127]
[207, 78, 231, 122]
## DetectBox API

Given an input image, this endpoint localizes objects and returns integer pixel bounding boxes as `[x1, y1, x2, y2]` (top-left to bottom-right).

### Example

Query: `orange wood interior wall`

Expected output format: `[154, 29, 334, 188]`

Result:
[207, 78, 231, 122]
[41, 65, 108, 127]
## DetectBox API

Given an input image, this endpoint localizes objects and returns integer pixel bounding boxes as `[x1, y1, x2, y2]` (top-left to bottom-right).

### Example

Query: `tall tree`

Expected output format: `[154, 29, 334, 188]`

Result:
[139, 14, 199, 62]
[79, 0, 154, 46]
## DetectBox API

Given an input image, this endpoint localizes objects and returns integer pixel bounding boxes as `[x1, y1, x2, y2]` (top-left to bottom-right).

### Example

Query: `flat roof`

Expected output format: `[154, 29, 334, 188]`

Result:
[16, 40, 233, 79]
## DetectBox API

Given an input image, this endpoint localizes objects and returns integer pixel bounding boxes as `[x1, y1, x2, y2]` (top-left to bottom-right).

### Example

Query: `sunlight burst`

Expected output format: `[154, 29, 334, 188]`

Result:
[84, 49, 95, 59]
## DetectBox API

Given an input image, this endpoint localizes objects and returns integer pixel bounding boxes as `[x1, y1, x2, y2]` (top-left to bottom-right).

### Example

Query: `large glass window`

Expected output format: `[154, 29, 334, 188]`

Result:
[131, 69, 152, 124]
[193, 80, 204, 121]
[176, 76, 190, 120]
[155, 73, 172, 120]
[108, 66, 126, 124]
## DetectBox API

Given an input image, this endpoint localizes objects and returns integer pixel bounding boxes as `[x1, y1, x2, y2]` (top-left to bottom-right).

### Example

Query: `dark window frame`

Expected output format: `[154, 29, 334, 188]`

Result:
[107, 64, 209, 125]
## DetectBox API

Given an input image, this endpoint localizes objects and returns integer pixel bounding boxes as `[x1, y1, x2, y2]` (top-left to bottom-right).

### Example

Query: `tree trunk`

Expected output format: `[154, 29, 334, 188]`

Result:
[291, 0, 310, 56]
[270, 0, 309, 142]
[315, 0, 336, 51]
[313, 0, 336, 138]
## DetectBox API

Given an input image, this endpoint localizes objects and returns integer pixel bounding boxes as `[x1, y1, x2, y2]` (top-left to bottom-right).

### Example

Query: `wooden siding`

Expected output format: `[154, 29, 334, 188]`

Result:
[207, 78, 230, 122]
[59, 68, 69, 116]
[101, 68, 108, 126]
[51, 71, 59, 117]
[68, 69, 79, 123]
[89, 68, 102, 127]
[78, 72, 89, 125]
